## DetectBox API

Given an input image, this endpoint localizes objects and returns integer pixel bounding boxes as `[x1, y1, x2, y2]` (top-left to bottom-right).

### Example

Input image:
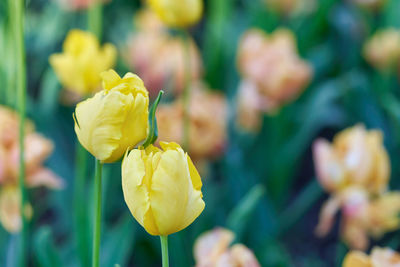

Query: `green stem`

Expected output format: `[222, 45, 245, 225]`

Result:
[160, 235, 169, 267]
[182, 30, 191, 151]
[92, 159, 103, 267]
[88, 3, 103, 40]
[74, 143, 90, 267]
[10, 0, 28, 265]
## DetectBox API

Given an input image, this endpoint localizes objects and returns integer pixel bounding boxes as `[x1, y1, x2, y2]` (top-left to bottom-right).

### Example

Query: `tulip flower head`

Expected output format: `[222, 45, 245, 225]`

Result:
[122, 142, 205, 236]
[363, 28, 400, 70]
[313, 125, 400, 250]
[194, 228, 261, 267]
[74, 70, 149, 163]
[343, 247, 400, 267]
[148, 0, 203, 28]
[50, 30, 117, 102]
[156, 83, 227, 161]
[236, 28, 312, 130]
[128, 9, 203, 97]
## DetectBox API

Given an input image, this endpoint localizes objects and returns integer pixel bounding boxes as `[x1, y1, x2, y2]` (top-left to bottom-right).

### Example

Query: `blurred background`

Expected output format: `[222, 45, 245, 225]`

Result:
[2, 0, 400, 266]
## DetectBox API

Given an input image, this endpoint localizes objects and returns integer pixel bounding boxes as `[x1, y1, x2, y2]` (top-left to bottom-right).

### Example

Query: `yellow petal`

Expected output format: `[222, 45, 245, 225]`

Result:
[342, 251, 371, 267]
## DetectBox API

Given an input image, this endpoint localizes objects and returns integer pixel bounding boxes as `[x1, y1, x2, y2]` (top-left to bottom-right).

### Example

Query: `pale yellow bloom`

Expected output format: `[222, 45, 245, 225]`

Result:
[194, 227, 261, 267]
[313, 125, 399, 250]
[343, 247, 400, 267]
[156, 82, 227, 160]
[50, 30, 117, 100]
[236, 28, 312, 122]
[122, 142, 205, 236]
[313, 124, 389, 195]
[74, 70, 149, 163]
[364, 28, 400, 70]
[148, 0, 203, 28]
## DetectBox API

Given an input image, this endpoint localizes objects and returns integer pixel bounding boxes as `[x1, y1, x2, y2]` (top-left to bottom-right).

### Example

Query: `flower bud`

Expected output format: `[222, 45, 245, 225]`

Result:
[50, 30, 117, 100]
[148, 0, 203, 28]
[122, 142, 205, 235]
[74, 70, 149, 163]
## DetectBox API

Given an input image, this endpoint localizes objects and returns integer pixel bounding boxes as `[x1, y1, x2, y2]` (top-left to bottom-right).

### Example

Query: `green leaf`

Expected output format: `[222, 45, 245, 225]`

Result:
[33, 227, 62, 267]
[226, 184, 265, 239]
[143, 90, 164, 148]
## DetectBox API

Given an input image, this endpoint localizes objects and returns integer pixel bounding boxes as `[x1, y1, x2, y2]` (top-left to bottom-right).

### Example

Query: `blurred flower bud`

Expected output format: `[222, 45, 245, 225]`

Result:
[156, 82, 227, 161]
[350, 0, 386, 10]
[148, 0, 203, 28]
[122, 142, 205, 236]
[364, 28, 400, 70]
[0, 185, 32, 233]
[368, 192, 400, 238]
[236, 28, 312, 120]
[343, 247, 400, 267]
[50, 30, 117, 103]
[313, 124, 390, 195]
[264, 0, 317, 16]
[127, 9, 202, 97]
[194, 227, 260, 267]
[74, 70, 149, 163]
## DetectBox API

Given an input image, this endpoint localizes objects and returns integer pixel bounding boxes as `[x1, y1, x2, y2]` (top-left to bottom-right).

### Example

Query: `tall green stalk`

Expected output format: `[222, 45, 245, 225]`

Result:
[10, 0, 28, 265]
[74, 143, 90, 267]
[92, 159, 103, 267]
[182, 30, 192, 151]
[160, 236, 169, 267]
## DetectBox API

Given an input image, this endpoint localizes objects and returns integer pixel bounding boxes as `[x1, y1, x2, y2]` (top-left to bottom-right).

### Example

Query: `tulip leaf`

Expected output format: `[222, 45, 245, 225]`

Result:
[143, 90, 164, 148]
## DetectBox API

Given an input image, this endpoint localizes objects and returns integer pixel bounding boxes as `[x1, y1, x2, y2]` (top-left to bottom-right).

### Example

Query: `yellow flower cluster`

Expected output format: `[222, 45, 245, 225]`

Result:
[364, 28, 400, 70]
[50, 29, 117, 103]
[313, 124, 400, 250]
[128, 9, 203, 97]
[0, 106, 63, 233]
[343, 247, 400, 267]
[193, 228, 260, 267]
[148, 0, 203, 28]
[156, 82, 227, 162]
[236, 28, 312, 131]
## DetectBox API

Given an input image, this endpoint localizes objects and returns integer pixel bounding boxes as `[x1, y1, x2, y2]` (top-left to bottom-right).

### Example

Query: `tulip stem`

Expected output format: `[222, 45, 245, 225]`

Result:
[10, 0, 28, 265]
[160, 235, 169, 267]
[182, 30, 191, 151]
[88, 3, 103, 40]
[92, 159, 103, 267]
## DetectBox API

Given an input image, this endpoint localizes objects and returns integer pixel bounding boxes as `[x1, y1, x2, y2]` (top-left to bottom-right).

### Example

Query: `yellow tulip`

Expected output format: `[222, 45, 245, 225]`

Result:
[50, 29, 117, 97]
[343, 247, 400, 267]
[74, 70, 149, 163]
[122, 141, 205, 236]
[148, 0, 203, 28]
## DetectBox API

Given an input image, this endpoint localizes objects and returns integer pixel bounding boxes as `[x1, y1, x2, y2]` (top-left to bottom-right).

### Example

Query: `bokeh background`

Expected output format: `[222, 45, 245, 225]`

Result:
[2, 0, 400, 266]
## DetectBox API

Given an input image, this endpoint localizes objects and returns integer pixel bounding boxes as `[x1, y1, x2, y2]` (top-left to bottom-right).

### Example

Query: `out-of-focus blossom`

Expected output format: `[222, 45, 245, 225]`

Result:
[313, 125, 400, 250]
[50, 29, 117, 103]
[56, 0, 110, 11]
[74, 70, 149, 163]
[0, 105, 63, 233]
[236, 28, 312, 130]
[122, 142, 205, 236]
[194, 227, 261, 267]
[363, 28, 400, 70]
[156, 82, 227, 161]
[350, 0, 386, 10]
[264, 0, 317, 16]
[343, 247, 400, 267]
[127, 9, 202, 97]
[313, 124, 389, 195]
[148, 0, 203, 28]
